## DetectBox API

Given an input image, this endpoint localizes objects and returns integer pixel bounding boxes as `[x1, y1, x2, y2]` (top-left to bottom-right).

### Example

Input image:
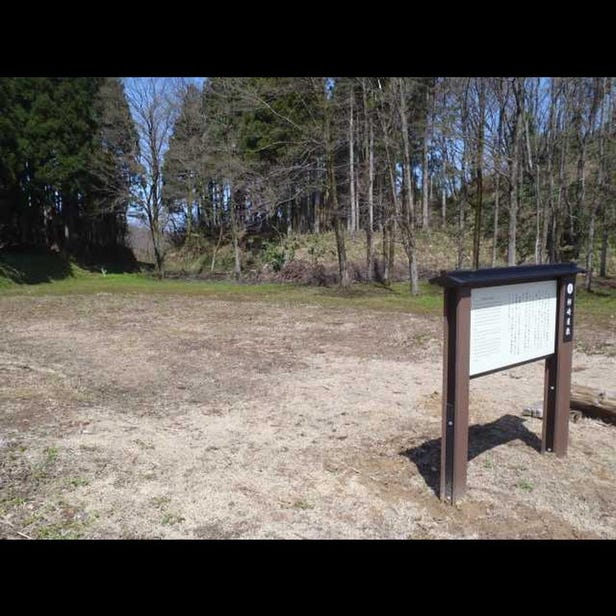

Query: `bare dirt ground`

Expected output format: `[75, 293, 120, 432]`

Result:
[1, 292, 615, 539]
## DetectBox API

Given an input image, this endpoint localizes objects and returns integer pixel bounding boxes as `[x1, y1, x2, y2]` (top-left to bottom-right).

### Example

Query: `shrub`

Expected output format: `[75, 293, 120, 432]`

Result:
[262, 238, 299, 272]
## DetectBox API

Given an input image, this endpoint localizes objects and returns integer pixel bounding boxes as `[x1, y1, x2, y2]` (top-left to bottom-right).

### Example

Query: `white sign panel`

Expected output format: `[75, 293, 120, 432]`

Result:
[470, 280, 557, 376]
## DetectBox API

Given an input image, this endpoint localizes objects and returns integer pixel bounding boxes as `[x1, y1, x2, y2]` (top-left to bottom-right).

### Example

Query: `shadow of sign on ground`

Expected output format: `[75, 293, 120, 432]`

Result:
[400, 414, 542, 497]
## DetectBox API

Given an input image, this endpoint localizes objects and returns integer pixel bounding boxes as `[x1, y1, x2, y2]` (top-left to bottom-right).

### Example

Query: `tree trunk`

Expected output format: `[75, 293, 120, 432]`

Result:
[472, 80, 485, 269]
[586, 78, 608, 291]
[349, 88, 356, 234]
[458, 80, 470, 269]
[457, 196, 465, 269]
[232, 232, 241, 281]
[397, 78, 418, 294]
[186, 186, 193, 238]
[153, 244, 165, 278]
[441, 185, 446, 229]
[355, 166, 360, 233]
[554, 105, 567, 262]
[230, 189, 242, 281]
[599, 222, 608, 277]
[210, 222, 224, 272]
[492, 81, 505, 268]
[388, 218, 395, 283]
[492, 173, 500, 268]
[457, 153, 466, 269]
[62, 192, 73, 249]
[334, 212, 349, 287]
[366, 118, 375, 281]
[286, 201, 292, 236]
[150, 222, 165, 279]
[429, 174, 433, 204]
[408, 236, 419, 296]
[147, 195, 165, 279]
[534, 165, 542, 264]
[314, 190, 321, 234]
[325, 95, 349, 288]
[526, 80, 543, 264]
[544, 110, 555, 265]
[382, 221, 389, 284]
[585, 210, 596, 291]
[399, 78, 415, 232]
[422, 82, 430, 229]
[508, 79, 523, 266]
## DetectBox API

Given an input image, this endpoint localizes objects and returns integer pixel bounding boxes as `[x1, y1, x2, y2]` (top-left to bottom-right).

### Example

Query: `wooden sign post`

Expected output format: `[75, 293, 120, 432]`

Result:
[432, 263, 584, 505]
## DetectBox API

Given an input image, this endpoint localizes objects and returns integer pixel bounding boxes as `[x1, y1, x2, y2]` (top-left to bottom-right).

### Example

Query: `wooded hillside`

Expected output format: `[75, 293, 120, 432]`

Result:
[2, 77, 614, 289]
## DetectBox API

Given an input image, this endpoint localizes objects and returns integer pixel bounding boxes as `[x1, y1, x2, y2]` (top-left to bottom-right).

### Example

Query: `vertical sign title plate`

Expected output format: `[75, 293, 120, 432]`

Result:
[563, 281, 575, 342]
[470, 280, 557, 377]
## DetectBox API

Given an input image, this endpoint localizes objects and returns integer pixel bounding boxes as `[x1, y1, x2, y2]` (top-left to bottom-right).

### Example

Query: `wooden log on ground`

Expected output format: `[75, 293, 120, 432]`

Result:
[522, 402, 582, 423]
[570, 385, 616, 425]
[522, 385, 616, 425]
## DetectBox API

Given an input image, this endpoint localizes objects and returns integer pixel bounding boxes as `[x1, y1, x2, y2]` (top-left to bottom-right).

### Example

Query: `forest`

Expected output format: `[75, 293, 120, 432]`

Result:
[1, 77, 614, 291]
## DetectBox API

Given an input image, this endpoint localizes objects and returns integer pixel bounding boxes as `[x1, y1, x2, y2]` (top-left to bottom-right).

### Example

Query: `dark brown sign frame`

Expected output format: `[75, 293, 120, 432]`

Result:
[432, 263, 584, 505]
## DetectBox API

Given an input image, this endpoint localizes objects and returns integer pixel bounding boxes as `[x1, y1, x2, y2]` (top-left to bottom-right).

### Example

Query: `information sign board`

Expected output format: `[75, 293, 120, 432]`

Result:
[431, 263, 584, 505]
[470, 280, 557, 376]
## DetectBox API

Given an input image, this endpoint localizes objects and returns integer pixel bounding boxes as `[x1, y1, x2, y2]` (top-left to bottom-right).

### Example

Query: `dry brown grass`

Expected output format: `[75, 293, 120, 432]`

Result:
[1, 292, 615, 539]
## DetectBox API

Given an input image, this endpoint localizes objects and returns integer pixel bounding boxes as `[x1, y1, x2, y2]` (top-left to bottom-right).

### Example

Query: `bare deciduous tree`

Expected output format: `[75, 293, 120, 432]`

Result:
[125, 77, 183, 277]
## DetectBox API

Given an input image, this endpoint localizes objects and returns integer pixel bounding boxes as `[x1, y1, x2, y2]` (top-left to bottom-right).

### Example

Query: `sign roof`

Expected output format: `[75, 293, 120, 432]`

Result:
[430, 263, 584, 289]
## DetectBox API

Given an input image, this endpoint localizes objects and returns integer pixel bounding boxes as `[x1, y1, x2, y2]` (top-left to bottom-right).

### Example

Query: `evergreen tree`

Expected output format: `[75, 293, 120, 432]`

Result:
[88, 77, 140, 250]
[0, 77, 138, 259]
[163, 82, 206, 237]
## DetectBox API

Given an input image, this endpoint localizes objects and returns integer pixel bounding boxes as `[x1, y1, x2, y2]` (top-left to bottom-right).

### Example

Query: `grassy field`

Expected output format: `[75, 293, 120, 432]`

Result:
[1, 250, 615, 539]
[1, 270, 615, 539]
[2, 252, 615, 328]
[0, 252, 444, 314]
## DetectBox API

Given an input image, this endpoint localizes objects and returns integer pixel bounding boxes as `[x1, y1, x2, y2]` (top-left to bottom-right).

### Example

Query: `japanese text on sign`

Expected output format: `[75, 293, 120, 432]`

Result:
[469, 280, 557, 376]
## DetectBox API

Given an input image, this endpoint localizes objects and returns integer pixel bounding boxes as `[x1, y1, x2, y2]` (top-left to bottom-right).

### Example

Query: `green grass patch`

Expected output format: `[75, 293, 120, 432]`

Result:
[36, 519, 87, 540]
[2, 252, 613, 328]
[516, 479, 534, 492]
[150, 496, 171, 509]
[67, 477, 90, 488]
[0, 250, 81, 285]
[43, 446, 59, 464]
[576, 284, 616, 326]
[0, 496, 26, 516]
[2, 266, 614, 325]
[292, 499, 315, 510]
[0, 271, 443, 315]
[161, 512, 185, 526]
[0, 247, 139, 288]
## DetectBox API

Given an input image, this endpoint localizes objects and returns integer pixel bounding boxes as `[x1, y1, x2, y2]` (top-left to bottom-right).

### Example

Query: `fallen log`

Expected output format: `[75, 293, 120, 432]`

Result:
[522, 403, 581, 422]
[522, 385, 616, 425]
[570, 385, 616, 425]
